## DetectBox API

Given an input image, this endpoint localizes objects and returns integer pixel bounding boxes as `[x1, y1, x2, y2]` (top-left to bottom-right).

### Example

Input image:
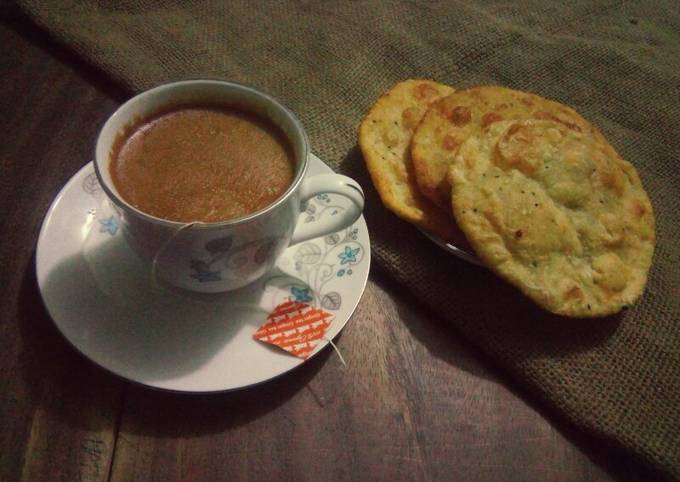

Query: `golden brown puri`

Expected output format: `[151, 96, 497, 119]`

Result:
[358, 79, 468, 246]
[411, 85, 615, 209]
[449, 119, 655, 317]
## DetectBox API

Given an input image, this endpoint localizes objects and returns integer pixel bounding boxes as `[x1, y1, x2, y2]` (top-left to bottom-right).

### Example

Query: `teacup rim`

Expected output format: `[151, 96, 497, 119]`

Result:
[93, 79, 310, 229]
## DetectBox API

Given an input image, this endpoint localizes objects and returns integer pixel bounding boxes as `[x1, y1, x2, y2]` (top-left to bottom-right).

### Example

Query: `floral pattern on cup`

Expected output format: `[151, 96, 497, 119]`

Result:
[188, 235, 233, 282]
[82, 172, 103, 198]
[190, 236, 282, 283]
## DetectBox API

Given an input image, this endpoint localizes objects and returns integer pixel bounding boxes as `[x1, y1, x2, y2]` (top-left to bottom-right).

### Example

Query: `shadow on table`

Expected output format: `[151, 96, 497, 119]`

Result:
[384, 266, 658, 482]
[17, 254, 123, 431]
[115, 347, 335, 439]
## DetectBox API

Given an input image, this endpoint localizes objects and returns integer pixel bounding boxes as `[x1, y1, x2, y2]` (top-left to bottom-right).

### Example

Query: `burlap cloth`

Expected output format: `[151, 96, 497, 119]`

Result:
[9, 1, 679, 478]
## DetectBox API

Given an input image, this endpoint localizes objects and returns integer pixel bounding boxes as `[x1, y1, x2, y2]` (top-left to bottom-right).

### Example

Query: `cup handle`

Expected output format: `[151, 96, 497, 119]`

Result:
[290, 174, 364, 245]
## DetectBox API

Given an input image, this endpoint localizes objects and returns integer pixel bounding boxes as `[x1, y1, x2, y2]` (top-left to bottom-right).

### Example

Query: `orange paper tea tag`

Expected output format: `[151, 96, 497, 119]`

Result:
[254, 300, 333, 359]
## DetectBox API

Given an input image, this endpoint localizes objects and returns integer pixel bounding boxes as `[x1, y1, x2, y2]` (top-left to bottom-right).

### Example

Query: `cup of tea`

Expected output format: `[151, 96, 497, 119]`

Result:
[94, 80, 364, 292]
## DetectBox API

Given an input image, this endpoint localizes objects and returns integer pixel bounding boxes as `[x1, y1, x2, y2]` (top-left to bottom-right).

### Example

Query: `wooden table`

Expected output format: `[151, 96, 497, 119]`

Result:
[1, 19, 633, 482]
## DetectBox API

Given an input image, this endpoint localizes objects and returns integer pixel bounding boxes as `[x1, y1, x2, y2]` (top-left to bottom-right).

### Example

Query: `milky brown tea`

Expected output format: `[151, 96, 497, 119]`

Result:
[109, 104, 296, 223]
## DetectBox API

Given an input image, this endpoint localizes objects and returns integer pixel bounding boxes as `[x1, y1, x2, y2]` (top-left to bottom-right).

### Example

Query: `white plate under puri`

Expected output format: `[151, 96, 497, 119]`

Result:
[36, 154, 370, 393]
[419, 229, 483, 266]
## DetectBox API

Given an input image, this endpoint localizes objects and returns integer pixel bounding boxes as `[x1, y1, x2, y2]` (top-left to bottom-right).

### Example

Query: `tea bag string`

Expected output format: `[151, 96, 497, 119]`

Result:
[150, 221, 204, 291]
[322, 336, 347, 367]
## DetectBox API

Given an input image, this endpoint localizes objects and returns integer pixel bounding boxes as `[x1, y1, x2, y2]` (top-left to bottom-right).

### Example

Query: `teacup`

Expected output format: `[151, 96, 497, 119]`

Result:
[94, 80, 364, 293]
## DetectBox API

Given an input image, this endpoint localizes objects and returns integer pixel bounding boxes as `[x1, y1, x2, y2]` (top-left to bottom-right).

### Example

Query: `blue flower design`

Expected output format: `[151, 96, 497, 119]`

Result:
[189, 259, 222, 282]
[190, 270, 222, 282]
[338, 246, 360, 265]
[98, 216, 118, 235]
[291, 286, 313, 303]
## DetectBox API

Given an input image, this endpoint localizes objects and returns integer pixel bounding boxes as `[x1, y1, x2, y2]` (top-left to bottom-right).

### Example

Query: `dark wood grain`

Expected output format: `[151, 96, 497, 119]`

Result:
[0, 20, 123, 482]
[108, 278, 616, 482]
[0, 19, 624, 482]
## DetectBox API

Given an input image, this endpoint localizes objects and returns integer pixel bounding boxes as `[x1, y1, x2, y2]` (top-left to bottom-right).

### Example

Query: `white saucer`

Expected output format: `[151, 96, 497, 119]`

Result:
[36, 154, 370, 393]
